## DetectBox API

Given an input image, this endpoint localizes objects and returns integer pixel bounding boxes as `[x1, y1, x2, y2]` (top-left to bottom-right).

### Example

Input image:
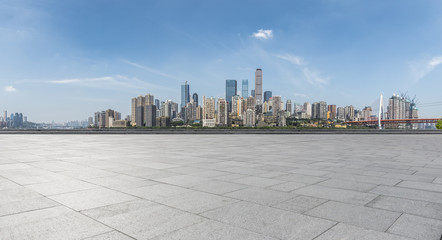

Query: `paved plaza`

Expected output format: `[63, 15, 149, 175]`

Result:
[0, 134, 442, 240]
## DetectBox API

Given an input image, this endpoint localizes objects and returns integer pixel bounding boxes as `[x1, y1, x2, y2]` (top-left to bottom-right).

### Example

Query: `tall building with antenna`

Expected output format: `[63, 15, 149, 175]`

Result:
[254, 69, 263, 104]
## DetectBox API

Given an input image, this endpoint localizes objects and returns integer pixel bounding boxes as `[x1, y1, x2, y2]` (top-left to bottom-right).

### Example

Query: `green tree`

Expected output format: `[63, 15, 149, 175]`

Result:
[437, 118, 442, 129]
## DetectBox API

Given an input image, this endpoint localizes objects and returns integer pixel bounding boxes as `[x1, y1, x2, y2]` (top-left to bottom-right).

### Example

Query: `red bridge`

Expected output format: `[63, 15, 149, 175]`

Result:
[345, 118, 440, 125]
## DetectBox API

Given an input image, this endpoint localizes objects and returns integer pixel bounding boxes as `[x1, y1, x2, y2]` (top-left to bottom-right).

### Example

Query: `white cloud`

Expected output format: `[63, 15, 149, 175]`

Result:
[303, 68, 328, 87]
[47, 75, 172, 91]
[50, 77, 112, 84]
[4, 85, 16, 92]
[411, 55, 442, 81]
[252, 29, 273, 40]
[277, 53, 329, 87]
[276, 54, 303, 66]
[122, 59, 180, 81]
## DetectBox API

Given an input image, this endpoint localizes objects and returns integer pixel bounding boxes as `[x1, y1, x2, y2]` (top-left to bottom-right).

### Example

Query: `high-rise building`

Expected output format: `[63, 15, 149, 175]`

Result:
[362, 106, 372, 121]
[271, 96, 282, 116]
[312, 102, 319, 119]
[251, 89, 255, 98]
[246, 96, 256, 110]
[328, 105, 337, 120]
[155, 99, 160, 109]
[318, 101, 327, 120]
[303, 102, 312, 119]
[225, 80, 237, 112]
[254, 69, 263, 104]
[145, 94, 154, 106]
[344, 105, 355, 121]
[192, 93, 198, 107]
[131, 98, 137, 123]
[3, 111, 7, 122]
[264, 91, 272, 103]
[202, 96, 216, 120]
[217, 98, 228, 126]
[337, 107, 345, 121]
[387, 94, 406, 120]
[231, 95, 242, 116]
[181, 81, 190, 108]
[286, 100, 292, 114]
[105, 109, 114, 128]
[135, 105, 144, 127]
[243, 109, 256, 127]
[144, 105, 157, 127]
[242, 80, 249, 98]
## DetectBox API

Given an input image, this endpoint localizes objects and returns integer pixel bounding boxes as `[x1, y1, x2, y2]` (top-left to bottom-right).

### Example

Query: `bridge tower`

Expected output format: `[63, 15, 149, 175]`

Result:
[378, 94, 384, 129]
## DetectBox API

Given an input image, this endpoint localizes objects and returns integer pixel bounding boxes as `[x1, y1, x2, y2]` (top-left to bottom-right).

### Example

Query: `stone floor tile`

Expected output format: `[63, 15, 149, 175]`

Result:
[305, 201, 401, 231]
[273, 195, 328, 213]
[229, 176, 284, 188]
[275, 173, 328, 184]
[84, 174, 158, 191]
[124, 183, 192, 201]
[315, 223, 413, 240]
[366, 195, 442, 220]
[318, 178, 377, 192]
[294, 185, 378, 205]
[387, 214, 442, 240]
[191, 180, 248, 195]
[0, 206, 111, 240]
[370, 185, 442, 204]
[268, 181, 306, 192]
[83, 231, 135, 240]
[290, 168, 330, 176]
[155, 190, 238, 214]
[82, 199, 204, 239]
[224, 187, 295, 206]
[326, 172, 401, 186]
[26, 179, 98, 196]
[201, 201, 336, 240]
[152, 220, 278, 240]
[49, 188, 138, 211]
[397, 180, 442, 193]
[156, 175, 211, 187]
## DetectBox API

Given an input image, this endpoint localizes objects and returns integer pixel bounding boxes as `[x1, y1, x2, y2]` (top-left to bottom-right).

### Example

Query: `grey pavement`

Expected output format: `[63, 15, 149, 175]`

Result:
[0, 134, 441, 240]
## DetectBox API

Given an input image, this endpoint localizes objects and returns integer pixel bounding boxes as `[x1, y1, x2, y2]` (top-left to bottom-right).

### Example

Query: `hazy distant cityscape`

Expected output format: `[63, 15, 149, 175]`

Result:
[2, 68, 437, 130]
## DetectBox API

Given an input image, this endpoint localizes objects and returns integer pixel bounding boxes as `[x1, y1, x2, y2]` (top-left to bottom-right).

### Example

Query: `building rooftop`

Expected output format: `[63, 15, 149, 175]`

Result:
[0, 134, 441, 240]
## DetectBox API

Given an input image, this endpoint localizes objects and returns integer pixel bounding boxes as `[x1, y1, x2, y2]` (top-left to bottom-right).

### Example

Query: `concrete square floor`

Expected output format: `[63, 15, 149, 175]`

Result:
[0, 134, 442, 240]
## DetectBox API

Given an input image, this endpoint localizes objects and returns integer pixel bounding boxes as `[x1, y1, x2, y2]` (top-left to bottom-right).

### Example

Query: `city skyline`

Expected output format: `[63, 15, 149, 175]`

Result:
[1, 0, 442, 122]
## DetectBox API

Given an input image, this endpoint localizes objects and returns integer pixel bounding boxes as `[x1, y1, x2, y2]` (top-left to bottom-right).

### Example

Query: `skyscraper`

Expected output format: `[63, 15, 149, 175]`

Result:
[272, 96, 282, 116]
[344, 105, 355, 121]
[131, 98, 137, 123]
[264, 91, 272, 102]
[225, 80, 237, 112]
[304, 102, 312, 119]
[202, 96, 216, 119]
[144, 105, 157, 127]
[251, 89, 255, 98]
[242, 80, 248, 98]
[217, 98, 228, 126]
[286, 99, 292, 114]
[192, 93, 198, 107]
[255, 69, 263, 104]
[319, 101, 327, 120]
[105, 109, 114, 128]
[3, 111, 6, 122]
[145, 94, 154, 106]
[181, 81, 190, 108]
[387, 94, 405, 120]
[328, 105, 337, 120]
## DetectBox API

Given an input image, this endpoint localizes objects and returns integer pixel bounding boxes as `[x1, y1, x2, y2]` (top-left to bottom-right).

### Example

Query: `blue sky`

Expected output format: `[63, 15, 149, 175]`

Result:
[1, 0, 442, 122]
